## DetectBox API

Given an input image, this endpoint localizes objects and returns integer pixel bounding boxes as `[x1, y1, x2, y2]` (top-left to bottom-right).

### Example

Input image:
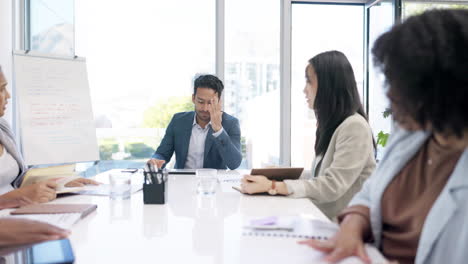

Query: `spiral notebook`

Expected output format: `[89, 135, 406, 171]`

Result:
[243, 216, 388, 263]
[243, 216, 338, 240]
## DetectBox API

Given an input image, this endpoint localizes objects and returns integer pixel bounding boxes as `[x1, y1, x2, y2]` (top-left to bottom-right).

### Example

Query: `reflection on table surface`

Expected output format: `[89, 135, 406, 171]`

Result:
[2, 169, 330, 264]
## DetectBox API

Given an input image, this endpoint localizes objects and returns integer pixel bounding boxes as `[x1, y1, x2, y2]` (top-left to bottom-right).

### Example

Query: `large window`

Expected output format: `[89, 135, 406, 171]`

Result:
[225, 0, 280, 168]
[365, 0, 468, 160]
[367, 0, 394, 160]
[74, 0, 215, 169]
[290, 3, 364, 168]
[28, 0, 283, 170]
[26, 0, 444, 170]
[29, 0, 74, 56]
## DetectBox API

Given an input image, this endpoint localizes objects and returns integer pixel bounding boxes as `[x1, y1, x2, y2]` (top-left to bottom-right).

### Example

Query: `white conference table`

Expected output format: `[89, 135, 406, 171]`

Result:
[13, 170, 332, 264]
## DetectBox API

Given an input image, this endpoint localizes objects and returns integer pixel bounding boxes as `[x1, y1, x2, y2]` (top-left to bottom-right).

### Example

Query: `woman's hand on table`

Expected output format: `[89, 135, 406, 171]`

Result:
[6, 181, 58, 203]
[0, 196, 33, 209]
[240, 175, 271, 194]
[65, 178, 100, 187]
[298, 214, 372, 264]
[0, 218, 70, 247]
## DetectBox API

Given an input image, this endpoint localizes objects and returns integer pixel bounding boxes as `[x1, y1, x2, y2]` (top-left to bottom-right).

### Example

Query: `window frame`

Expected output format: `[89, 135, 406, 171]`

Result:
[282, 0, 367, 166]
[16, 0, 408, 167]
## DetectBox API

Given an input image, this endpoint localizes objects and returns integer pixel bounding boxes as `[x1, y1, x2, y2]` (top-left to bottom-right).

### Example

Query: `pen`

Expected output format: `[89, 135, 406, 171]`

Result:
[156, 171, 162, 184]
[122, 168, 138, 173]
[162, 168, 168, 182]
[147, 174, 152, 184]
[143, 164, 151, 184]
[145, 173, 151, 184]
[149, 171, 154, 184]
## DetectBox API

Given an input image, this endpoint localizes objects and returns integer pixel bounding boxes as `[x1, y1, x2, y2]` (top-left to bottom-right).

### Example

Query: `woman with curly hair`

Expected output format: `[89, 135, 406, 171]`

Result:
[299, 9, 468, 264]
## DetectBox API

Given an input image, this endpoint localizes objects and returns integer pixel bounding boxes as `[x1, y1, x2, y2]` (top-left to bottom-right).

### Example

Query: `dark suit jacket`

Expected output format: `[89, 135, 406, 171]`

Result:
[152, 111, 242, 169]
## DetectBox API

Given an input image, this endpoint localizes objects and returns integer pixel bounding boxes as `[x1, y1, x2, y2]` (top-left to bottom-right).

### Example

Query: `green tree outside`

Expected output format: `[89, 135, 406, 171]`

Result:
[376, 3, 468, 148]
[143, 96, 193, 128]
[99, 138, 119, 160]
[124, 142, 155, 159]
[403, 3, 468, 18]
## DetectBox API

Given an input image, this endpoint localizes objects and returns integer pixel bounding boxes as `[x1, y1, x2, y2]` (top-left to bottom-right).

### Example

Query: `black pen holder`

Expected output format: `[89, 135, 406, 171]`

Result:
[143, 171, 168, 204]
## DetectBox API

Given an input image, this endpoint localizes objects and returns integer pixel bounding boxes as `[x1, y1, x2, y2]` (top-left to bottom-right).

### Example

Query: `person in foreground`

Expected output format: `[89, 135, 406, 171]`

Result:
[0, 198, 69, 247]
[241, 51, 376, 219]
[0, 66, 98, 204]
[148, 74, 242, 170]
[299, 9, 468, 264]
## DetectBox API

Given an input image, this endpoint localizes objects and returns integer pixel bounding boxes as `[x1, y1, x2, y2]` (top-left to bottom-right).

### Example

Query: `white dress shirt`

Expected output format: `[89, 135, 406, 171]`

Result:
[184, 115, 223, 169]
[0, 147, 19, 195]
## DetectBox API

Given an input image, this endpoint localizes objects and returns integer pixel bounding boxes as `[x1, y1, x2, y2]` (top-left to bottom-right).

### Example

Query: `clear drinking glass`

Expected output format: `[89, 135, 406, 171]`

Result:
[109, 172, 131, 200]
[196, 169, 218, 195]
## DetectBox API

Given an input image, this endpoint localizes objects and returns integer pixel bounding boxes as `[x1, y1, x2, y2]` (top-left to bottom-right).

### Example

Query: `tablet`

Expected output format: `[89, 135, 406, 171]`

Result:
[30, 239, 75, 264]
[0, 239, 75, 264]
[250, 167, 304, 181]
[168, 169, 197, 175]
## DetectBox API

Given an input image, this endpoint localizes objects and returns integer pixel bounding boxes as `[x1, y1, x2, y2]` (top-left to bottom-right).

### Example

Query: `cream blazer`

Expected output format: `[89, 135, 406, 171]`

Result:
[284, 113, 376, 219]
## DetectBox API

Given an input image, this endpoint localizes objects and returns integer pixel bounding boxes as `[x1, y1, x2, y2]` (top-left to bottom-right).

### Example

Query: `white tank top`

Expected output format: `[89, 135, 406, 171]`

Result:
[0, 147, 20, 195]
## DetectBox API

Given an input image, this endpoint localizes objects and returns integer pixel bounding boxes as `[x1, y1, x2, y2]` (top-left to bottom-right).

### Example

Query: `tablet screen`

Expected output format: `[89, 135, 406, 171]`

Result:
[31, 239, 74, 264]
[0, 239, 75, 264]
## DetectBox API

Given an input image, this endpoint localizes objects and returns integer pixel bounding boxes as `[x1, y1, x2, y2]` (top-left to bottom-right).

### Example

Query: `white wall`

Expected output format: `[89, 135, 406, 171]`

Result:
[0, 0, 13, 124]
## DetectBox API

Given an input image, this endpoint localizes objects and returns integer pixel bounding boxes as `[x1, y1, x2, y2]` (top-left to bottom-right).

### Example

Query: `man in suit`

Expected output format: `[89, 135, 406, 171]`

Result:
[148, 74, 242, 170]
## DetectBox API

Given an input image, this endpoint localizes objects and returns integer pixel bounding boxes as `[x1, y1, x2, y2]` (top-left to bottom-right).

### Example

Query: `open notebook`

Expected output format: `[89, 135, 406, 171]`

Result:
[20, 164, 77, 188]
[19, 164, 91, 194]
[243, 216, 388, 263]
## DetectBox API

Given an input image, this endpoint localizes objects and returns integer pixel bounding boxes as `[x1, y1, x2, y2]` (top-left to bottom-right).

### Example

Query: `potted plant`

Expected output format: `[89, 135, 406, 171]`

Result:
[376, 107, 392, 147]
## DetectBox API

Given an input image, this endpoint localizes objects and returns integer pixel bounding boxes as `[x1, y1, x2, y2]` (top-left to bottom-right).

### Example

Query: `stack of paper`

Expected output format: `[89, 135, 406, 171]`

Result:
[4, 213, 81, 229]
[3, 203, 97, 229]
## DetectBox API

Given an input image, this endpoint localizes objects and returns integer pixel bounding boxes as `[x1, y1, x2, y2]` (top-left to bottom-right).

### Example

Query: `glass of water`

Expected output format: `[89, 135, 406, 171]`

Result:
[109, 172, 132, 200]
[196, 169, 218, 195]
